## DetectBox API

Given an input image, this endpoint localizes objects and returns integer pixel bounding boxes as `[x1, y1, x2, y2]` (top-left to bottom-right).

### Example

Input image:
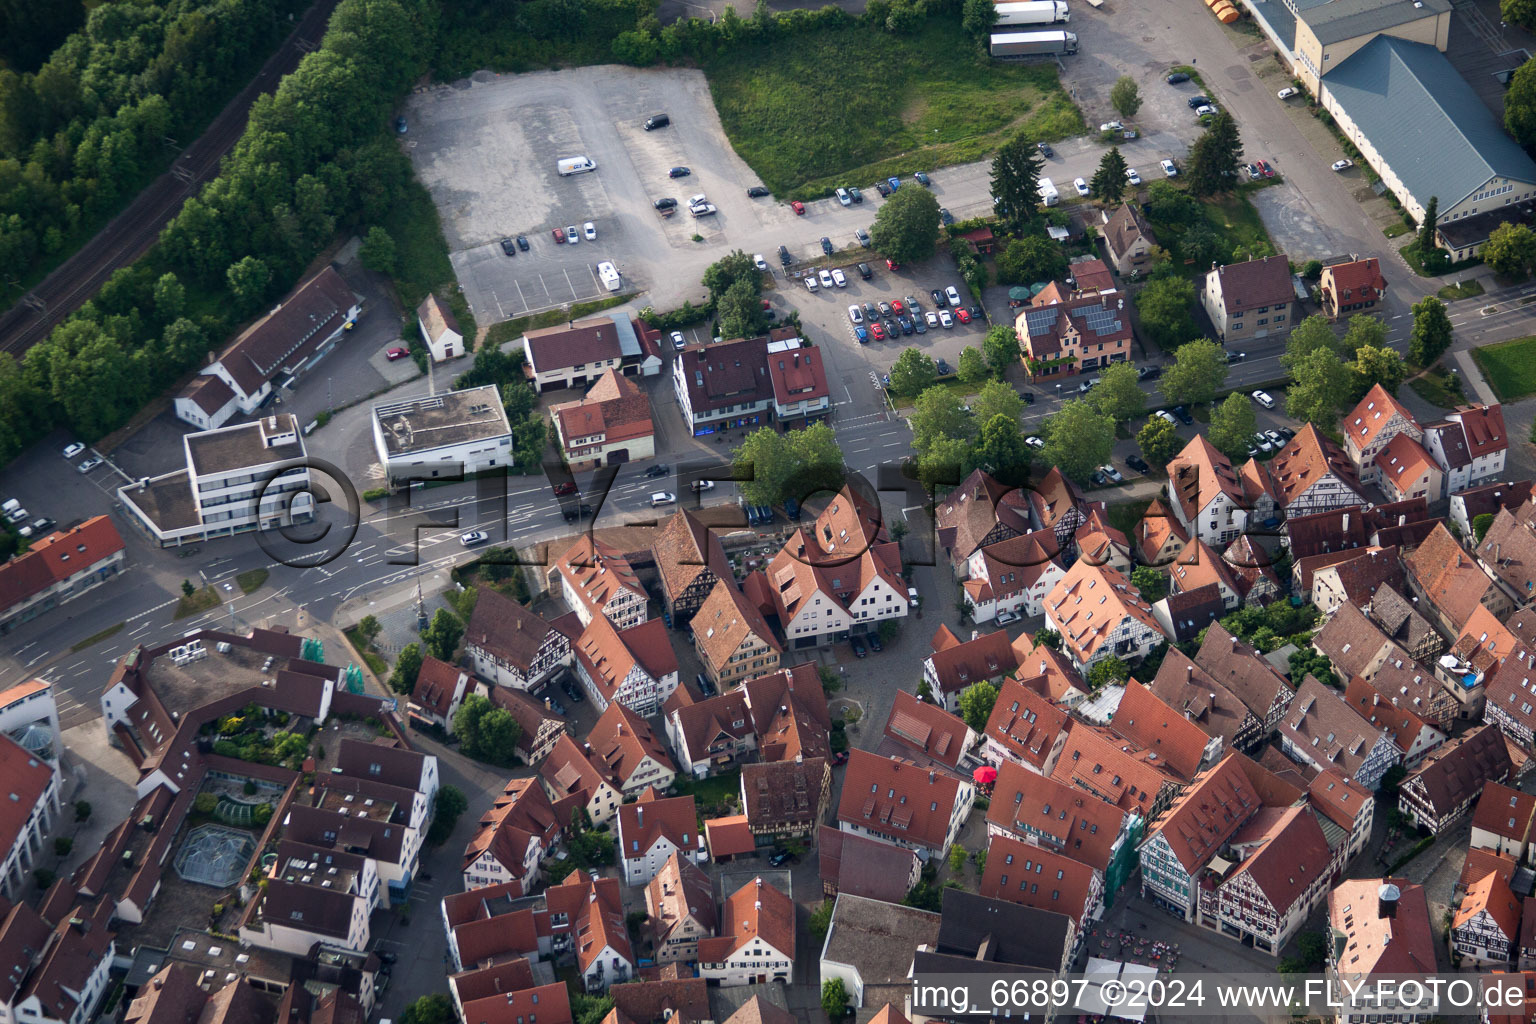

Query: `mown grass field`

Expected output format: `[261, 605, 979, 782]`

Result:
[703, 21, 1084, 199]
[1472, 336, 1536, 402]
[1144, 188, 1274, 279]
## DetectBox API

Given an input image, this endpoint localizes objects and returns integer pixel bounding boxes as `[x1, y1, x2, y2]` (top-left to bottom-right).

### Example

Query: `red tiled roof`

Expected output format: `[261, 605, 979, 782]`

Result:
[1168, 437, 1243, 523]
[882, 691, 972, 769]
[1405, 522, 1498, 630]
[411, 656, 464, 720]
[0, 516, 123, 612]
[1307, 769, 1371, 834]
[1455, 404, 1508, 455]
[587, 703, 676, 787]
[1455, 869, 1522, 940]
[1210, 254, 1292, 315]
[1323, 258, 1387, 309]
[836, 750, 968, 851]
[1109, 680, 1212, 780]
[553, 370, 653, 449]
[980, 832, 1097, 925]
[986, 761, 1126, 872]
[1227, 804, 1330, 913]
[618, 790, 699, 859]
[925, 629, 1017, 698]
[816, 825, 921, 903]
[704, 815, 755, 858]
[1345, 383, 1418, 452]
[696, 877, 794, 964]
[1374, 434, 1438, 494]
[1051, 725, 1179, 814]
[574, 616, 677, 705]
[1045, 560, 1165, 666]
[984, 678, 1072, 772]
[1472, 781, 1536, 844]
[0, 734, 53, 856]
[764, 346, 830, 407]
[1329, 878, 1435, 974]
[1144, 754, 1261, 873]
[1268, 424, 1362, 509]
[1134, 498, 1187, 565]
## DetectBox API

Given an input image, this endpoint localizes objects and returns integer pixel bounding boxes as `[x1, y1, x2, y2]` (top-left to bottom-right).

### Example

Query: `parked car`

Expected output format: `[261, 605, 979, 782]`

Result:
[914, 171, 931, 186]
[1126, 167, 1142, 185]
[940, 207, 953, 225]
[1251, 389, 1275, 408]
[1074, 177, 1091, 196]
[821, 236, 833, 255]
[645, 463, 670, 478]
[1171, 405, 1194, 424]
[552, 227, 565, 243]
[897, 316, 913, 335]
[669, 166, 691, 177]
[645, 113, 670, 129]
[819, 268, 834, 288]
[460, 531, 489, 547]
[1278, 87, 1298, 99]
[936, 358, 952, 376]
[394, 117, 407, 133]
[1246, 162, 1261, 179]
[1037, 141, 1054, 157]
[1126, 455, 1150, 474]
[62, 443, 84, 459]
[1099, 464, 1124, 484]
[768, 849, 795, 866]
[945, 286, 962, 307]
[1099, 120, 1123, 133]
[1264, 429, 1285, 446]
[849, 187, 863, 203]
[649, 491, 676, 507]
[1137, 365, 1162, 380]
[913, 316, 927, 334]
[871, 322, 886, 341]
[692, 479, 716, 492]
[1161, 159, 1179, 176]
[877, 300, 893, 317]
[805, 276, 819, 293]
[939, 310, 953, 328]
[1155, 409, 1178, 425]
[565, 225, 580, 243]
[832, 750, 849, 766]
[691, 203, 717, 217]
[1256, 160, 1274, 177]
[1025, 435, 1045, 450]
[385, 347, 409, 360]
[500, 238, 517, 256]
[925, 310, 939, 327]
[671, 330, 686, 350]
[1332, 158, 1353, 171]
[850, 636, 867, 658]
[867, 633, 883, 652]
[863, 302, 879, 319]
[887, 176, 901, 192]
[1195, 104, 1216, 117]
[996, 610, 1020, 626]
[858, 262, 872, 279]
[779, 245, 793, 265]
[654, 197, 677, 211]
[77, 457, 102, 474]
[836, 187, 852, 206]
[1167, 71, 1191, 83]
[1224, 350, 1247, 363]
[956, 308, 971, 324]
[891, 299, 905, 315]
[931, 289, 946, 306]
[561, 679, 585, 702]
[1253, 433, 1274, 453]
[747, 185, 772, 197]
[1188, 95, 1210, 108]
[849, 305, 863, 324]
[856, 228, 871, 247]
[753, 253, 768, 271]
[854, 326, 869, 343]
[517, 235, 529, 251]
[583, 221, 597, 240]
[1277, 426, 1296, 442]
[875, 181, 891, 197]
[792, 200, 806, 214]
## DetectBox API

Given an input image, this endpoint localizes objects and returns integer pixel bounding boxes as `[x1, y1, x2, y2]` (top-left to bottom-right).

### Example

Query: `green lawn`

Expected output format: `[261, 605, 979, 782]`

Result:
[1407, 364, 1466, 409]
[703, 21, 1083, 199]
[382, 174, 477, 343]
[237, 569, 269, 595]
[1472, 337, 1536, 401]
[1437, 279, 1484, 301]
[71, 622, 125, 653]
[483, 293, 635, 349]
[1401, 239, 1480, 279]
[1144, 191, 1274, 279]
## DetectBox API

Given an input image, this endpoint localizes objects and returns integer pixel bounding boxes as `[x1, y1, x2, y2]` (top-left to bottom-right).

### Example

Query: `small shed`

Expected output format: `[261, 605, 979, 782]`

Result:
[417, 293, 464, 363]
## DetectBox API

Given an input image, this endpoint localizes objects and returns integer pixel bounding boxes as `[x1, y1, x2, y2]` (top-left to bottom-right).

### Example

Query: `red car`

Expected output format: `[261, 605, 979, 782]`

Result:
[552, 482, 577, 496]
[890, 300, 904, 315]
[1257, 159, 1274, 177]
[956, 308, 971, 324]
[791, 201, 805, 215]
[385, 347, 409, 360]
[886, 259, 900, 271]
[552, 227, 565, 243]
[831, 750, 849, 766]
[871, 322, 886, 341]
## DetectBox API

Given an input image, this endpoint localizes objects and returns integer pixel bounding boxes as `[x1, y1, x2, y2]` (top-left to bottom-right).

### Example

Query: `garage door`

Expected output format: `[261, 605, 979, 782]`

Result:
[608, 449, 629, 465]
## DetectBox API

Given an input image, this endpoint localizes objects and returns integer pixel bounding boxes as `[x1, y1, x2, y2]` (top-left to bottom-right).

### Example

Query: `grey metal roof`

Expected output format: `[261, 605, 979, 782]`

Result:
[1322, 36, 1536, 211]
[1292, 0, 1448, 45]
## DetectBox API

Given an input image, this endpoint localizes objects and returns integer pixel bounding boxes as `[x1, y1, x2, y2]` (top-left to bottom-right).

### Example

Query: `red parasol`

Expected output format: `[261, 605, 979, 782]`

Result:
[972, 765, 999, 785]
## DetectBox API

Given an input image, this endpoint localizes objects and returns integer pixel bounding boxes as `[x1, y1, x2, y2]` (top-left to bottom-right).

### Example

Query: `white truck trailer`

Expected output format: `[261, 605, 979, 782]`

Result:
[994, 1, 1070, 26]
[989, 29, 1078, 56]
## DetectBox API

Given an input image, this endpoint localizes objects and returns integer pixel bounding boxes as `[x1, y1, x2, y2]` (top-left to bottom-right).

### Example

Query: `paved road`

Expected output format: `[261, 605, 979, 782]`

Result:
[0, 0, 343, 356]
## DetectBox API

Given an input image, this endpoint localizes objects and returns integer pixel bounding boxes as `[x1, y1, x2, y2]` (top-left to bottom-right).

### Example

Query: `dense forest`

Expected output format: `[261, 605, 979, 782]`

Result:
[0, 0, 306, 299]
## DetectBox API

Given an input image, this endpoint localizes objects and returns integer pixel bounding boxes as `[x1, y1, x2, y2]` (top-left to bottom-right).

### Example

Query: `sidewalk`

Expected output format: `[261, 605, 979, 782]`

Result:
[1451, 348, 1499, 405]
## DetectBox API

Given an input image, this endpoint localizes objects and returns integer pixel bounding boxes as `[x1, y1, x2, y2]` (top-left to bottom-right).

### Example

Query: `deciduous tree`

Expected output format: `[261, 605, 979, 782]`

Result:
[422, 608, 464, 662]
[1135, 276, 1198, 349]
[1089, 361, 1145, 423]
[1409, 296, 1452, 367]
[388, 642, 423, 695]
[1482, 221, 1536, 277]
[1110, 76, 1142, 119]
[995, 234, 1067, 285]
[1042, 398, 1115, 482]
[972, 413, 1031, 485]
[958, 680, 999, 731]
[870, 186, 941, 266]
[1285, 346, 1352, 426]
[890, 347, 938, 397]
[1342, 313, 1388, 357]
[973, 378, 1024, 426]
[983, 325, 1021, 376]
[962, 0, 999, 38]
[1350, 343, 1407, 399]
[958, 346, 988, 383]
[1137, 414, 1182, 466]
[1208, 392, 1257, 460]
[910, 387, 973, 452]
[1507, 57, 1536, 142]
[1158, 337, 1228, 406]
[359, 226, 398, 275]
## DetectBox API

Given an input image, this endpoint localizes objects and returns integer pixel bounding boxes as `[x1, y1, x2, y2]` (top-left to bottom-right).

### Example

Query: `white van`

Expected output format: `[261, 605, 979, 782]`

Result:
[1037, 177, 1060, 206]
[557, 156, 597, 176]
[597, 262, 621, 292]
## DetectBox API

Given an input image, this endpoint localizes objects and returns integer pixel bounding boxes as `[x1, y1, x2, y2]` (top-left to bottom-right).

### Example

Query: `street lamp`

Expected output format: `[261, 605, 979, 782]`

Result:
[1055, 383, 1061, 401]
